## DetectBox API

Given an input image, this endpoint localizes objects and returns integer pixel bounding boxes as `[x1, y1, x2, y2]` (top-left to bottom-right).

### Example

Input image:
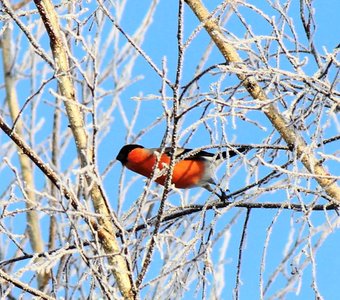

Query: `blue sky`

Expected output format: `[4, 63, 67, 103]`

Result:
[110, 1, 339, 298]
[0, 0, 339, 299]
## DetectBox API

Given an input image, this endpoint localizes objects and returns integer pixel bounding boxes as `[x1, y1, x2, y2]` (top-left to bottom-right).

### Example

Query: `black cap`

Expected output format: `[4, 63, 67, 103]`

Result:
[116, 144, 144, 164]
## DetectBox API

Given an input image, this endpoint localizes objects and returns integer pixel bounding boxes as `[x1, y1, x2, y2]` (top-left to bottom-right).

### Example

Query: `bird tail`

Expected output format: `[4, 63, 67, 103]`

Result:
[219, 146, 250, 159]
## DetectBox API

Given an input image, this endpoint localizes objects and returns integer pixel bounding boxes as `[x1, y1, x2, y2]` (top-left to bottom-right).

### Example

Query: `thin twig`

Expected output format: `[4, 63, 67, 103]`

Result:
[234, 208, 251, 300]
[0, 269, 54, 300]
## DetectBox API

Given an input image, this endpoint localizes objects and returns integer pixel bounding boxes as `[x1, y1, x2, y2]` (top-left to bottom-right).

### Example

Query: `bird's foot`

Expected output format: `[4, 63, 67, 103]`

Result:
[217, 188, 230, 202]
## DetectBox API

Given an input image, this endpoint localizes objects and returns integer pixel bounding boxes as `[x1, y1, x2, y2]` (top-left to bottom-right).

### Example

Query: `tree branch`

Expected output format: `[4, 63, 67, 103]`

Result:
[184, 0, 340, 203]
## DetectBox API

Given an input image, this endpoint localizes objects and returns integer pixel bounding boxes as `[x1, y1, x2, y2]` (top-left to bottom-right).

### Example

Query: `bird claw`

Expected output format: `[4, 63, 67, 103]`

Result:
[202, 184, 231, 202]
[217, 188, 230, 202]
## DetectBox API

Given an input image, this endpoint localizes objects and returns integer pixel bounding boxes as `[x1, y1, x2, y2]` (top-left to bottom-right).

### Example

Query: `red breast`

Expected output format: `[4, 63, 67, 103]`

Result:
[125, 148, 206, 188]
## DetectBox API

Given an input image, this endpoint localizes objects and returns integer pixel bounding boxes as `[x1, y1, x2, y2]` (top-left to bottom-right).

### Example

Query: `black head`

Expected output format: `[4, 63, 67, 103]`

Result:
[116, 144, 144, 165]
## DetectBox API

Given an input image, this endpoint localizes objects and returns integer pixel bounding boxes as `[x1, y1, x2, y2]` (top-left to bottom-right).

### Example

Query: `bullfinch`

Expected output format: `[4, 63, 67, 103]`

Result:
[116, 144, 248, 197]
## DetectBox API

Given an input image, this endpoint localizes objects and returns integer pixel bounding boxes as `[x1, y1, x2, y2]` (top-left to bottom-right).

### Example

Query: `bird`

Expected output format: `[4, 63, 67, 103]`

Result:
[116, 144, 248, 199]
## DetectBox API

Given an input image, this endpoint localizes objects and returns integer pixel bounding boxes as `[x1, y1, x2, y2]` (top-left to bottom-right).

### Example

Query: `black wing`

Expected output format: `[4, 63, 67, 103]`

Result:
[161, 146, 250, 161]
